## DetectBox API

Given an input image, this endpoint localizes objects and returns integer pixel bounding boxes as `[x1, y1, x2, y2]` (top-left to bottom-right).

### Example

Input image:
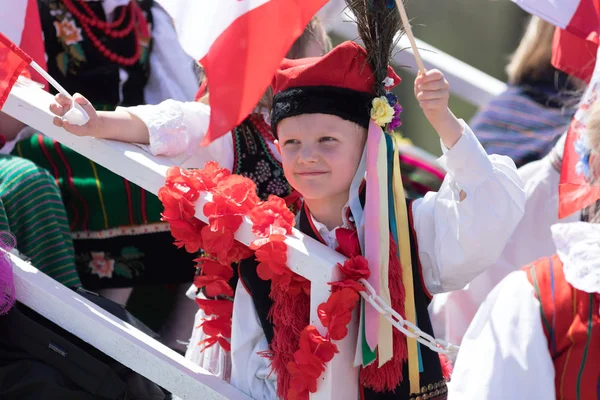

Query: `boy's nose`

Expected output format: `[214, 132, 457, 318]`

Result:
[297, 146, 319, 164]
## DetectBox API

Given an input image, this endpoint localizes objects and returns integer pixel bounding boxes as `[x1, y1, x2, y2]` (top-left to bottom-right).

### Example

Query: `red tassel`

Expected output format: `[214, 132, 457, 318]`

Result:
[360, 235, 407, 391]
[269, 286, 311, 399]
[439, 354, 453, 381]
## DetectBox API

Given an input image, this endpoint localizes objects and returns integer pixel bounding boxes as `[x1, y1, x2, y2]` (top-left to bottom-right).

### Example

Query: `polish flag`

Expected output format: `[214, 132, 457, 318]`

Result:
[551, 28, 597, 83]
[156, 0, 328, 144]
[0, 32, 33, 109]
[512, 0, 600, 39]
[512, 0, 600, 216]
[0, 0, 47, 87]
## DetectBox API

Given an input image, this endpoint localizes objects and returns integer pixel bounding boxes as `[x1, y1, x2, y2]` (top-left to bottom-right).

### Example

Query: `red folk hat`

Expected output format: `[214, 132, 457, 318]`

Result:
[270, 41, 401, 135]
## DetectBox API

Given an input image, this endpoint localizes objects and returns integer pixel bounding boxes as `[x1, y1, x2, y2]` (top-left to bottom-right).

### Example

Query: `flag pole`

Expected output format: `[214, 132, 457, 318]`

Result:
[29, 60, 73, 98]
[394, 0, 426, 73]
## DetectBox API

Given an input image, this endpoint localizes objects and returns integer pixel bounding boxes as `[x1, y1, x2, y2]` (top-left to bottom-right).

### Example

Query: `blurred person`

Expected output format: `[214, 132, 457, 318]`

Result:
[4, 0, 199, 303]
[471, 16, 583, 168]
[447, 99, 600, 400]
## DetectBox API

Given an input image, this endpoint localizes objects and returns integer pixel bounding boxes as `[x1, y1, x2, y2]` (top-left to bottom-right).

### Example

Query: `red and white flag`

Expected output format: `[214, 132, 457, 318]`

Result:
[512, 0, 600, 216]
[512, 0, 600, 38]
[0, 0, 47, 87]
[0, 32, 33, 109]
[156, 0, 328, 144]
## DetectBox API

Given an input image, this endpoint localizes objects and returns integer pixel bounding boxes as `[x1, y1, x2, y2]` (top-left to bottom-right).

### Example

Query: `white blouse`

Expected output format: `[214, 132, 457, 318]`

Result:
[428, 136, 580, 346]
[448, 222, 600, 400]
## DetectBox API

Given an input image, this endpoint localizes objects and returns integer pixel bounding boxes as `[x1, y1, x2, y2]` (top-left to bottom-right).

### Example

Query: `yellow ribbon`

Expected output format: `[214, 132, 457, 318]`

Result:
[392, 134, 419, 394]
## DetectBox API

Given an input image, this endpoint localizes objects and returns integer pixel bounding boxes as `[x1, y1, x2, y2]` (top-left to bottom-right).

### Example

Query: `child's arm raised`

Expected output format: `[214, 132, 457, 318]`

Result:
[410, 69, 526, 295]
[414, 70, 463, 149]
[51, 93, 150, 143]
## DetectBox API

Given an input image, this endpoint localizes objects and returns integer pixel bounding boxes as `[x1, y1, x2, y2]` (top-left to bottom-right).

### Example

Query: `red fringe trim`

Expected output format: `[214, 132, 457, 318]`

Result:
[269, 286, 311, 399]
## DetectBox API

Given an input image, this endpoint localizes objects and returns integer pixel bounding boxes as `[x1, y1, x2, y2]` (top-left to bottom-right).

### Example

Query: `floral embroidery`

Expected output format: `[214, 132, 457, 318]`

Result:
[78, 246, 145, 279]
[54, 19, 83, 45]
[89, 252, 115, 278]
[575, 134, 591, 180]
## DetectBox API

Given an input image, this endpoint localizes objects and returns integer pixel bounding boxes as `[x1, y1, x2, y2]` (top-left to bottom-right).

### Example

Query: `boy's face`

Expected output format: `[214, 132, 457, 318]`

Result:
[276, 113, 367, 205]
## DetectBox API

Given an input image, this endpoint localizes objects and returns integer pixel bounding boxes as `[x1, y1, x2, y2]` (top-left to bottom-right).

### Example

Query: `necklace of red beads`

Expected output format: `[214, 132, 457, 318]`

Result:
[60, 0, 145, 67]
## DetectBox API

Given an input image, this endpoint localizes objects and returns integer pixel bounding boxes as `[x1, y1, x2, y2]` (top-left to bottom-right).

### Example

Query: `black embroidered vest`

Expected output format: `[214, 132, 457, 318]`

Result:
[38, 0, 153, 109]
[232, 114, 294, 202]
[238, 198, 447, 399]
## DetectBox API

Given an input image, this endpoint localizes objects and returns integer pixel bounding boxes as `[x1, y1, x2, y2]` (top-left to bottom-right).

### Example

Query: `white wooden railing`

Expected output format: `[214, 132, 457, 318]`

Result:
[3, 23, 504, 400]
[4, 82, 358, 400]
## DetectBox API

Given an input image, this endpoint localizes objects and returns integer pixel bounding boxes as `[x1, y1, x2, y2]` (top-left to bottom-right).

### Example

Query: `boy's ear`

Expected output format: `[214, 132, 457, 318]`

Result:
[275, 140, 281, 155]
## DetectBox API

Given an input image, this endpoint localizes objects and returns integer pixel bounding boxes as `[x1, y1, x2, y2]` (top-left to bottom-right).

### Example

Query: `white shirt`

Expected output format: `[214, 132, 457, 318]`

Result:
[428, 135, 580, 346]
[448, 221, 600, 400]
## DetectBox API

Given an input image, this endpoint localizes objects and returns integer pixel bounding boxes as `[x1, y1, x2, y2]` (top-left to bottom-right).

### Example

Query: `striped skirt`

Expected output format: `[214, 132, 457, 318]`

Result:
[0, 155, 80, 288]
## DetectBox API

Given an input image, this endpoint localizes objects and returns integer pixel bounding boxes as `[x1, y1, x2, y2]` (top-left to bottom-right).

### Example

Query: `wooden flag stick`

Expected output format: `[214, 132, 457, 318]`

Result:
[394, 0, 426, 73]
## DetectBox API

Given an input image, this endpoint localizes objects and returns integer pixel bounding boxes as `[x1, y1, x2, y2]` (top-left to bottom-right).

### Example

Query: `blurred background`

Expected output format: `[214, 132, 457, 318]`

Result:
[328, 0, 529, 155]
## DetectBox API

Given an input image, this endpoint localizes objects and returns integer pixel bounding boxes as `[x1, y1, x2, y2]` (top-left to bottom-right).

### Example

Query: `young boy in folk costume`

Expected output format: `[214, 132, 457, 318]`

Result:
[50, 5, 523, 399]
[227, 7, 524, 400]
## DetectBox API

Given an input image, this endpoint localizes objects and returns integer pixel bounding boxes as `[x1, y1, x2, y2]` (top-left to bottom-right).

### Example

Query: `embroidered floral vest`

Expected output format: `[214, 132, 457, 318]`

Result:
[232, 114, 295, 203]
[524, 255, 600, 400]
[38, 0, 153, 109]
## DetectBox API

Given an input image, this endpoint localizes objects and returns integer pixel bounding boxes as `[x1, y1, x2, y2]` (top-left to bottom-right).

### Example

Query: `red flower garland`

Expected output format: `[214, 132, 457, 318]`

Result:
[159, 163, 370, 400]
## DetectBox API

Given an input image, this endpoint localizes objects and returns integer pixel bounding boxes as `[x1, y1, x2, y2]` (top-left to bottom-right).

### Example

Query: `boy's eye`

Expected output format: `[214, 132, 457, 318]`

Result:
[319, 136, 336, 143]
[283, 139, 300, 146]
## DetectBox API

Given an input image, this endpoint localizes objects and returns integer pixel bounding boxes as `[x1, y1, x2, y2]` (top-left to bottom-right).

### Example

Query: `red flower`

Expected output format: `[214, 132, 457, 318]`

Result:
[198, 335, 231, 352]
[195, 257, 234, 280]
[248, 195, 295, 237]
[287, 326, 339, 396]
[164, 167, 201, 202]
[298, 326, 338, 364]
[214, 174, 260, 214]
[317, 288, 360, 341]
[224, 241, 254, 265]
[169, 219, 204, 253]
[190, 161, 231, 192]
[158, 186, 196, 221]
[335, 228, 360, 258]
[329, 279, 365, 293]
[195, 299, 233, 318]
[194, 275, 234, 297]
[254, 240, 288, 266]
[287, 387, 309, 400]
[201, 225, 234, 259]
[288, 275, 311, 296]
[339, 255, 370, 281]
[200, 316, 232, 338]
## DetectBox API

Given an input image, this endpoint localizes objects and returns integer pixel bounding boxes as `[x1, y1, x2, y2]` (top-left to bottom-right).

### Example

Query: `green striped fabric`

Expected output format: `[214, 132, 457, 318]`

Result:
[14, 134, 164, 231]
[0, 155, 81, 287]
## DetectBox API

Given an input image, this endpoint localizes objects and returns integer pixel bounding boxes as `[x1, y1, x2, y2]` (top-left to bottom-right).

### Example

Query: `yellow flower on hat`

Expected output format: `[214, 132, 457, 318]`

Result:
[371, 96, 395, 127]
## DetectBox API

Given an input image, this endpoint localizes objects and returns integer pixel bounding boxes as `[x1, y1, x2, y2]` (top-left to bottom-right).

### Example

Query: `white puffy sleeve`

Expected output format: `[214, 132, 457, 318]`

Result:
[413, 120, 525, 294]
[447, 271, 555, 400]
[118, 100, 235, 170]
[230, 280, 277, 400]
